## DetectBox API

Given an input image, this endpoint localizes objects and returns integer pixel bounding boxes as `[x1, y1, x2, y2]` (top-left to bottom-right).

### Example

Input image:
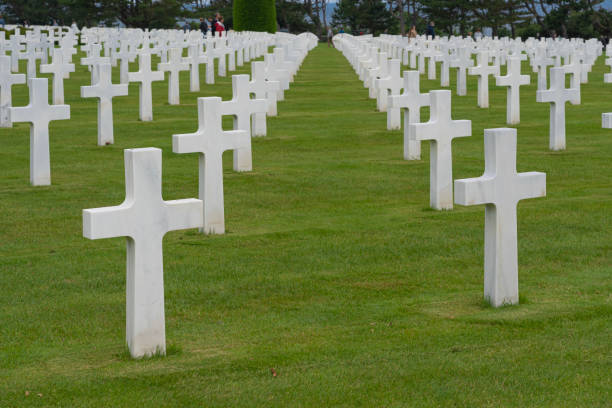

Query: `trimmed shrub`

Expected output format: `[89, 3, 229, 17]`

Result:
[233, 0, 277, 33]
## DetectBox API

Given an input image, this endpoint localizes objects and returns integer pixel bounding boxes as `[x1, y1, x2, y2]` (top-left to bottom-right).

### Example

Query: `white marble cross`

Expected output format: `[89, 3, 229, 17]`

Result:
[417, 48, 426, 75]
[81, 44, 110, 85]
[40, 48, 75, 105]
[249, 61, 279, 133]
[436, 47, 452, 87]
[468, 51, 499, 108]
[563, 53, 582, 90]
[366, 51, 387, 98]
[128, 53, 164, 121]
[60, 43, 78, 78]
[173, 97, 250, 234]
[21, 43, 43, 80]
[83, 147, 203, 358]
[9, 78, 70, 185]
[183, 44, 207, 92]
[375, 59, 403, 129]
[389, 70, 430, 161]
[221, 75, 268, 172]
[9, 36, 25, 72]
[425, 48, 439, 80]
[409, 90, 471, 209]
[111, 43, 137, 84]
[536, 67, 579, 151]
[264, 53, 290, 102]
[455, 128, 546, 307]
[531, 49, 554, 90]
[495, 56, 530, 125]
[81, 63, 129, 146]
[214, 40, 230, 77]
[0, 55, 26, 127]
[450, 47, 474, 96]
[204, 39, 216, 84]
[158, 47, 189, 105]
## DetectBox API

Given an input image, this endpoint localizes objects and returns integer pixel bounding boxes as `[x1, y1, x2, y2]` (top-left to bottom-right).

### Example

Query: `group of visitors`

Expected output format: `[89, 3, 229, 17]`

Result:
[405, 21, 435, 41]
[199, 13, 225, 36]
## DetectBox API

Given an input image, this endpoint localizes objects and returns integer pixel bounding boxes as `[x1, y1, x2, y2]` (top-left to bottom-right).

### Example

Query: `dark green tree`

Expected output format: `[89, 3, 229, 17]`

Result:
[276, 0, 316, 33]
[104, 0, 187, 29]
[1, 0, 61, 25]
[331, 0, 359, 32]
[331, 0, 394, 35]
[420, 0, 468, 36]
[357, 0, 395, 35]
[233, 0, 277, 33]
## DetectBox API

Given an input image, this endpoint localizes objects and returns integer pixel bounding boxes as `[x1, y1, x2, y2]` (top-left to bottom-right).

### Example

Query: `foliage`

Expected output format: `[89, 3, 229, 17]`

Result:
[0, 0, 188, 29]
[332, 0, 394, 35]
[275, 0, 316, 33]
[2, 0, 612, 37]
[233, 0, 277, 33]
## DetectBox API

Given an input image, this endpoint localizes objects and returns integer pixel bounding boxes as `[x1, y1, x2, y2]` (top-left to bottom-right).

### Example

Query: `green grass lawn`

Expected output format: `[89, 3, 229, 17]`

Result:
[1, 43, 611, 406]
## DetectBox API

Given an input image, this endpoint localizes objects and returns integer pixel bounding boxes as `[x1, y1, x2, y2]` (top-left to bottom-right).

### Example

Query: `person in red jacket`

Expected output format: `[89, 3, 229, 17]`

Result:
[216, 17, 225, 36]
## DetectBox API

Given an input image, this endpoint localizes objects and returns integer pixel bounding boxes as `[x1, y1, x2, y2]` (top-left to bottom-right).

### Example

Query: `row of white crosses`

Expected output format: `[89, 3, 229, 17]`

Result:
[81, 32, 317, 358]
[601, 45, 612, 130]
[339, 33, 591, 151]
[336, 33, 547, 308]
[80, 30, 314, 360]
[1, 25, 309, 190]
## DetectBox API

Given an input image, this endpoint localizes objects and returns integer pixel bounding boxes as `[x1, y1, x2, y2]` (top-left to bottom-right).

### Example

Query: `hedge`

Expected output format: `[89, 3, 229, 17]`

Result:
[233, 0, 277, 33]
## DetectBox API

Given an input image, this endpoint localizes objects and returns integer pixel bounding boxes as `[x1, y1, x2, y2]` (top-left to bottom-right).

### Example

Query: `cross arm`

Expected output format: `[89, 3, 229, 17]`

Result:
[64, 63, 76, 74]
[516, 172, 546, 201]
[164, 199, 203, 232]
[453, 120, 472, 139]
[495, 74, 511, 86]
[535, 89, 552, 103]
[221, 129, 250, 152]
[172, 131, 203, 154]
[454, 175, 496, 206]
[408, 122, 434, 142]
[83, 203, 134, 240]
[565, 89, 580, 105]
[50, 105, 70, 121]
[39, 63, 55, 74]
[8, 73, 26, 86]
[81, 84, 100, 99]
[388, 94, 409, 109]
[520, 74, 531, 86]
[9, 105, 33, 124]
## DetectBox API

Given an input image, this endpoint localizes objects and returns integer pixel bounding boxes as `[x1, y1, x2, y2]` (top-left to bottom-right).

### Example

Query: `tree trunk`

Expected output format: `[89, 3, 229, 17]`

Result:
[398, 0, 405, 35]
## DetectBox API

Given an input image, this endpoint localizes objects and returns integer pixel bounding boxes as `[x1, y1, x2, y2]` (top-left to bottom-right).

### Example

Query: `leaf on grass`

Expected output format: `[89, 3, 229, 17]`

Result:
[270, 368, 277, 377]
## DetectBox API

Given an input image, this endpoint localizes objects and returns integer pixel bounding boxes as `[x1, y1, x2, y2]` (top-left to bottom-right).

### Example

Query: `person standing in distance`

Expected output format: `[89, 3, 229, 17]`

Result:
[426, 21, 435, 39]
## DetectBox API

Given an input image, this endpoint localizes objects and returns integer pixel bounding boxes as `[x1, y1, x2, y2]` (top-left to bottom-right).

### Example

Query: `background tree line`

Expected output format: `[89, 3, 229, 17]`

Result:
[1, 0, 611, 40]
[332, 0, 612, 40]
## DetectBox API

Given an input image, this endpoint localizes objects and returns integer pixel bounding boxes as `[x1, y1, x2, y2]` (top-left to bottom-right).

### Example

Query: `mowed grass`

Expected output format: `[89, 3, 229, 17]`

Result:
[0, 42, 611, 406]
